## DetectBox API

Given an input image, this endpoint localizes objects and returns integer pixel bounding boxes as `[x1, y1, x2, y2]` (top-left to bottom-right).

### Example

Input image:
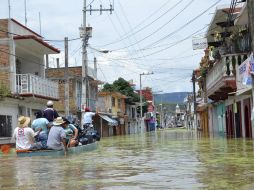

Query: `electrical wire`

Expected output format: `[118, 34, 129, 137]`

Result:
[0, 28, 81, 42]
[0, 49, 44, 67]
[110, 0, 194, 51]
[100, 0, 182, 47]
[143, 0, 222, 49]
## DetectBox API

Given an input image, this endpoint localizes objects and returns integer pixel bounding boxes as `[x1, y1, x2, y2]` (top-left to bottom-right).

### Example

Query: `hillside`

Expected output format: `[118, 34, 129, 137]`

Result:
[154, 92, 190, 104]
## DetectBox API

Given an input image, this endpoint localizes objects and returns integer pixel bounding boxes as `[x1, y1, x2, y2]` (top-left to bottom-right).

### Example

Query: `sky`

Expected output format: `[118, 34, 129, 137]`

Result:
[0, 0, 232, 93]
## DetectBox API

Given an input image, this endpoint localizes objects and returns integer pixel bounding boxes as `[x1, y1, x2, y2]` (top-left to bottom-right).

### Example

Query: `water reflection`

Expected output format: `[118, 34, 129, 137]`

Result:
[1, 129, 254, 189]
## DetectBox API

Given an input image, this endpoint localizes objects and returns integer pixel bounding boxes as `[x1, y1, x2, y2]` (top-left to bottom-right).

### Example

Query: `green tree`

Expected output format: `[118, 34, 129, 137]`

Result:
[102, 77, 140, 103]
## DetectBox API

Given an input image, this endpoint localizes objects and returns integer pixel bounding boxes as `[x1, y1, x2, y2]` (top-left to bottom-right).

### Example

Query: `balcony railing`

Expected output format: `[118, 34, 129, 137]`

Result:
[16, 74, 59, 99]
[206, 53, 248, 90]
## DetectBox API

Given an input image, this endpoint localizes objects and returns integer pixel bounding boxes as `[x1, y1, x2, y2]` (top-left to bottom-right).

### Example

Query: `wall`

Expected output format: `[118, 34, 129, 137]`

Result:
[0, 20, 10, 89]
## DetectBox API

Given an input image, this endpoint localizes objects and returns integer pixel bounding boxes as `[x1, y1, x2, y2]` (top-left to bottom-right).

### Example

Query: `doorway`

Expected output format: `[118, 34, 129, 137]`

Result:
[243, 98, 252, 138]
[235, 102, 242, 138]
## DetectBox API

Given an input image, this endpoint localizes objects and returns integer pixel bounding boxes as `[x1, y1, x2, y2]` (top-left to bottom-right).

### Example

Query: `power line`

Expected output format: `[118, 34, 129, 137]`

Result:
[106, 24, 208, 61]
[143, 0, 222, 49]
[0, 49, 44, 67]
[0, 28, 81, 42]
[100, 0, 181, 47]
[110, 0, 193, 51]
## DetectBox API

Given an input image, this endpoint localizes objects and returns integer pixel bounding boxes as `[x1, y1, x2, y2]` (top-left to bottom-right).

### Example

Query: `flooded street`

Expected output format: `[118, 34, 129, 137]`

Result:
[1, 129, 254, 190]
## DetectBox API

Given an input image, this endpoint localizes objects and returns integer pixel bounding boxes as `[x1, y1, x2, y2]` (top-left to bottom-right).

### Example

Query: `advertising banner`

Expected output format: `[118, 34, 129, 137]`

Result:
[236, 53, 253, 95]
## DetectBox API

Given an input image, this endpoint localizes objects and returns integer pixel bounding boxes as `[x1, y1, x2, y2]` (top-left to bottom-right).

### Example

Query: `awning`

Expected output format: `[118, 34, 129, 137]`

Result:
[99, 114, 118, 126]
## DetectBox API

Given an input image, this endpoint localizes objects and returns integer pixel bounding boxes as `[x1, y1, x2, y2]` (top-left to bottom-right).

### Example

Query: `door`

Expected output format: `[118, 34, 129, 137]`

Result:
[235, 102, 242, 138]
[226, 105, 235, 138]
[243, 98, 252, 138]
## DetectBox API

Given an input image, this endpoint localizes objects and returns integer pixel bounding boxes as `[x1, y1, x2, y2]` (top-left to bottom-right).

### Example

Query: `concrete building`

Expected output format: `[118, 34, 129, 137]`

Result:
[0, 19, 59, 144]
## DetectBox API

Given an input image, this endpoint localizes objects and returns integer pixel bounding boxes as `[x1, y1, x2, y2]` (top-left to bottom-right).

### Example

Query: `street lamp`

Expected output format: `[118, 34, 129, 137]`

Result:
[139, 72, 153, 118]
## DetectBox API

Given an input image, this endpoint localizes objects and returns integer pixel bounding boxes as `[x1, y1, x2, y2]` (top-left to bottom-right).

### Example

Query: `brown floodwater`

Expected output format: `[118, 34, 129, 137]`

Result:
[1, 128, 254, 190]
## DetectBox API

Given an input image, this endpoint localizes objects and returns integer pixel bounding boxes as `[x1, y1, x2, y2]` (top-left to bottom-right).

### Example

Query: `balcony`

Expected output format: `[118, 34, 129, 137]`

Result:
[16, 74, 59, 100]
[206, 53, 248, 101]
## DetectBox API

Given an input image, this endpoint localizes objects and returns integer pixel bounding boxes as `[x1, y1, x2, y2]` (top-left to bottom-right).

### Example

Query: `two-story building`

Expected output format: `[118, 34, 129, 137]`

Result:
[0, 19, 60, 144]
[96, 91, 126, 137]
[195, 3, 253, 138]
[45, 64, 100, 120]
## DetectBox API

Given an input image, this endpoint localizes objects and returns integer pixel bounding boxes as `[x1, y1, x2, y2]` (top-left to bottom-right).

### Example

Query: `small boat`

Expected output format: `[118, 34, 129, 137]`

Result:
[16, 142, 98, 157]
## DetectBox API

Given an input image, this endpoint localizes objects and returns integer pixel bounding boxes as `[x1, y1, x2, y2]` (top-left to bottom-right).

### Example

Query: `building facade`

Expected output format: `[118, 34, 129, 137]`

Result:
[0, 19, 59, 144]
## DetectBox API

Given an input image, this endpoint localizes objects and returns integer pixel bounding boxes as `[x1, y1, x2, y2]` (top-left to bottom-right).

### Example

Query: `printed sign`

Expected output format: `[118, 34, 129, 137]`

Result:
[192, 37, 208, 50]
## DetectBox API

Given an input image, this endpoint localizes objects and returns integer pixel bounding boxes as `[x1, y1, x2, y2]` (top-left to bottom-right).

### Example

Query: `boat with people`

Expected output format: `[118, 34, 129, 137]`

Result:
[13, 105, 100, 157]
[16, 141, 98, 157]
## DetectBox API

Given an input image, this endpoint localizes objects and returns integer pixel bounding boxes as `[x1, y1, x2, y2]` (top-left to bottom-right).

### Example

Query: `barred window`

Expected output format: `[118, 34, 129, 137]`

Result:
[0, 115, 12, 137]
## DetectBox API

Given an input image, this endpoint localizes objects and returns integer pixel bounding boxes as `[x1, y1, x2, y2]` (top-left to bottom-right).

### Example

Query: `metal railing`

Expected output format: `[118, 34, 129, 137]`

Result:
[206, 53, 248, 90]
[16, 74, 59, 99]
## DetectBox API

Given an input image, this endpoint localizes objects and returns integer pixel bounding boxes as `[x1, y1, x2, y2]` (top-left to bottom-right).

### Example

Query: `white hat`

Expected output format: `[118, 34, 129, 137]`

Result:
[53, 117, 66, 126]
[47, 100, 53, 106]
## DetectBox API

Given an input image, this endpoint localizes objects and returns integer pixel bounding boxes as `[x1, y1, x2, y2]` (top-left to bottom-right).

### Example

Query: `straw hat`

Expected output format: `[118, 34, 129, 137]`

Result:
[18, 116, 31, 128]
[53, 117, 66, 126]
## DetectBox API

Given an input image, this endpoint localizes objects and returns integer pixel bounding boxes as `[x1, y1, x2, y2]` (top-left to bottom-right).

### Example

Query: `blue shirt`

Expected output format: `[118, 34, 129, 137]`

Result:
[64, 124, 77, 140]
[32, 118, 49, 134]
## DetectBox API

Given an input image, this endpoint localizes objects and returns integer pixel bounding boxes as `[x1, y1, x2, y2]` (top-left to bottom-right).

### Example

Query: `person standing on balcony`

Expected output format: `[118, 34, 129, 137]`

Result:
[43, 100, 59, 125]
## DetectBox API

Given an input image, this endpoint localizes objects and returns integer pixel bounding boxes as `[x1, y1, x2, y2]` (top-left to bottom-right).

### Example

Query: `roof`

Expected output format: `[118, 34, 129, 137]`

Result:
[206, 6, 242, 43]
[14, 35, 60, 54]
[98, 91, 127, 99]
[11, 19, 42, 37]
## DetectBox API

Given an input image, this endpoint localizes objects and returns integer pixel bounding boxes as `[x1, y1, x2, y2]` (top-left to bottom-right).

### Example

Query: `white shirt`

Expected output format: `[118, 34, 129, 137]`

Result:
[83, 112, 95, 124]
[12, 127, 35, 150]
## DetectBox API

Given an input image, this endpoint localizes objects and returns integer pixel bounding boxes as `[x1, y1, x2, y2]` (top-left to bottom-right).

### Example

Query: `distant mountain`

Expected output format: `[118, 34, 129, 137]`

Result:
[154, 92, 190, 104]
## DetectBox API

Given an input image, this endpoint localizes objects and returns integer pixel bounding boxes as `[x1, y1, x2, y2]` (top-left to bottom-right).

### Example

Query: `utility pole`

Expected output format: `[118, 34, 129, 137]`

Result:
[81, 0, 114, 122]
[64, 37, 69, 116]
[192, 71, 197, 130]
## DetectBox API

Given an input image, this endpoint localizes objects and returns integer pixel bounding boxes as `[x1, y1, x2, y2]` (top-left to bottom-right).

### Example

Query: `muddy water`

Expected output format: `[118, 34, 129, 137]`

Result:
[1, 129, 254, 190]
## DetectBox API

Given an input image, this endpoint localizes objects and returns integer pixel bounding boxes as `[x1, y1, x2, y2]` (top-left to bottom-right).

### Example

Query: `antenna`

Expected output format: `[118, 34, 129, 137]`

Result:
[8, 0, 11, 19]
[39, 12, 42, 35]
[24, 0, 27, 26]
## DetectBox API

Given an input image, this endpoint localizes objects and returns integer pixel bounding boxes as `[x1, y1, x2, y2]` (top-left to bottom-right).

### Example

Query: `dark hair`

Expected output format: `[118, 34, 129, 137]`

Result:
[62, 117, 70, 124]
[35, 111, 43, 118]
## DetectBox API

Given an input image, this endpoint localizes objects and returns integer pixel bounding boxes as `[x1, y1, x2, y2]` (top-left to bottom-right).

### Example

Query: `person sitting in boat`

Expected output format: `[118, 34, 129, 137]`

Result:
[62, 117, 78, 147]
[43, 100, 59, 126]
[83, 107, 97, 128]
[31, 111, 50, 149]
[12, 116, 41, 150]
[47, 117, 68, 153]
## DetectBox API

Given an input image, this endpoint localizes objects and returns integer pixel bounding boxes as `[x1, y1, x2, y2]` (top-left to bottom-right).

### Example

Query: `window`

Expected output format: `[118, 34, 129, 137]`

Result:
[112, 97, 115, 107]
[118, 99, 121, 109]
[0, 115, 12, 137]
[132, 107, 135, 118]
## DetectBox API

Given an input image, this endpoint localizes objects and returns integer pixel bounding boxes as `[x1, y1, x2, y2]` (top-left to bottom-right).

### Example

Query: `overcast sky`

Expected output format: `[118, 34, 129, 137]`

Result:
[1, 0, 232, 93]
